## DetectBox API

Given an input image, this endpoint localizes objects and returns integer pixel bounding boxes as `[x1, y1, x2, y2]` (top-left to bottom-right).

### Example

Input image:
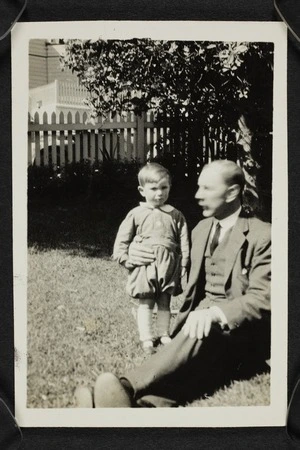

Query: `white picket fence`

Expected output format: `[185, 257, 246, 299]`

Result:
[28, 110, 170, 167]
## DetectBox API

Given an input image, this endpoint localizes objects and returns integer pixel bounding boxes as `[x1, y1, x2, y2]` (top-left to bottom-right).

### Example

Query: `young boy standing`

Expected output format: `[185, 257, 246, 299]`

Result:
[113, 163, 190, 353]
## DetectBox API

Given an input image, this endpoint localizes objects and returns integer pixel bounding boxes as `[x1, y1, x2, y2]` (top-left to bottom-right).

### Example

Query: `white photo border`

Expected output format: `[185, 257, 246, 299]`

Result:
[12, 20, 288, 427]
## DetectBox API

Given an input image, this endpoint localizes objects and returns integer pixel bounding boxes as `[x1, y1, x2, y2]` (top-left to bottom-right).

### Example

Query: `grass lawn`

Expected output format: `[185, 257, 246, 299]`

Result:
[27, 195, 270, 408]
[28, 248, 146, 407]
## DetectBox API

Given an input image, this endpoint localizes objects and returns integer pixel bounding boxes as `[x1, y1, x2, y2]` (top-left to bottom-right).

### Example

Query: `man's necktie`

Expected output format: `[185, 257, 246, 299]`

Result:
[210, 222, 221, 255]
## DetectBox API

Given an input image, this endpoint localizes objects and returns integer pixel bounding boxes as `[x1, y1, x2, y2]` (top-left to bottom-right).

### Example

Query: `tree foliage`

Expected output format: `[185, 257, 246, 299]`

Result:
[62, 39, 272, 127]
[62, 39, 274, 217]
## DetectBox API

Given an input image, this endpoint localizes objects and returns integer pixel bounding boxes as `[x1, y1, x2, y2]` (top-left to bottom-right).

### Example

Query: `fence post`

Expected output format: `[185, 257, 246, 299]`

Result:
[59, 112, 65, 166]
[136, 112, 145, 163]
[34, 112, 41, 166]
[43, 112, 49, 166]
[28, 113, 32, 165]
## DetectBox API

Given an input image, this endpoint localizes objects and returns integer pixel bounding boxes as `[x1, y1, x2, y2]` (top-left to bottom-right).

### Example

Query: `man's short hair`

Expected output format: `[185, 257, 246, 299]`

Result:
[138, 163, 171, 187]
[203, 160, 245, 192]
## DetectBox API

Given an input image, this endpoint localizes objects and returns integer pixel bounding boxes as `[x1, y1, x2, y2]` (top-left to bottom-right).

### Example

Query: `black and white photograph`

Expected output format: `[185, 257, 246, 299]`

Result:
[12, 21, 287, 427]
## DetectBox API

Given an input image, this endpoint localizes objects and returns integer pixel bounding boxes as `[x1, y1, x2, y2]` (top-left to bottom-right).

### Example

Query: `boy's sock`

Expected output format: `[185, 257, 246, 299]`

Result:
[157, 310, 171, 338]
[137, 303, 154, 342]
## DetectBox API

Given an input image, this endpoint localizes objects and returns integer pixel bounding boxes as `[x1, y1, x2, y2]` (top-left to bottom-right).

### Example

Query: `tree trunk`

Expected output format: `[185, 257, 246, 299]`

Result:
[236, 114, 260, 215]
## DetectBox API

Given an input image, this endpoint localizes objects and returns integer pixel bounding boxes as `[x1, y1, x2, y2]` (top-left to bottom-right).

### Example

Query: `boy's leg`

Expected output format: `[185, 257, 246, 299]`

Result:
[137, 298, 155, 350]
[156, 293, 171, 343]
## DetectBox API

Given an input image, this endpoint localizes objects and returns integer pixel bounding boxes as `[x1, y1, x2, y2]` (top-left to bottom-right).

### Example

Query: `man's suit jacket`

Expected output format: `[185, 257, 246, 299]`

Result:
[173, 215, 271, 335]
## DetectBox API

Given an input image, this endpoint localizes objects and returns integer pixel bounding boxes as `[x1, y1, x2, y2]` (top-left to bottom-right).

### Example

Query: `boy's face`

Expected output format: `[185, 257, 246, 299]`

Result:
[138, 177, 171, 207]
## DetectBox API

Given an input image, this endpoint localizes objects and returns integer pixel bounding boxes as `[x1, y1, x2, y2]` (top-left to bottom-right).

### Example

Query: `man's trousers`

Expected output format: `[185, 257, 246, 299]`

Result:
[124, 324, 265, 407]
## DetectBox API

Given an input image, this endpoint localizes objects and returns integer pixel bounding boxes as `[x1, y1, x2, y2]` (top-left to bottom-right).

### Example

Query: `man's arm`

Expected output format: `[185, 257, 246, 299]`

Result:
[125, 242, 156, 269]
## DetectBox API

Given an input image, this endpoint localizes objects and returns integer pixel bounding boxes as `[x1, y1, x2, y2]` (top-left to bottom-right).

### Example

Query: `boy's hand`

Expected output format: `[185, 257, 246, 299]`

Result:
[127, 242, 156, 267]
[181, 267, 187, 278]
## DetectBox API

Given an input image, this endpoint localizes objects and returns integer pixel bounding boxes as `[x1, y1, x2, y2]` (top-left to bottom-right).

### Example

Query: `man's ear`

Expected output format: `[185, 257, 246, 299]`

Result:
[138, 186, 145, 197]
[225, 184, 241, 202]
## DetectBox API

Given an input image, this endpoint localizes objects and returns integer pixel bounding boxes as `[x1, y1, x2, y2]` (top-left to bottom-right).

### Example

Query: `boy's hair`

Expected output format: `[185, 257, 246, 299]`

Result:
[138, 163, 171, 187]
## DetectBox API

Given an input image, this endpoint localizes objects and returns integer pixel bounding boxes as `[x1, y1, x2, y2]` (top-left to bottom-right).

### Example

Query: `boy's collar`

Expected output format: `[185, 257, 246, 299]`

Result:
[139, 202, 174, 213]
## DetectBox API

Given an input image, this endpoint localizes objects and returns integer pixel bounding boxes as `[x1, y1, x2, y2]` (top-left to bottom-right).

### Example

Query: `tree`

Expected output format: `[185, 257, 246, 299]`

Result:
[62, 39, 273, 215]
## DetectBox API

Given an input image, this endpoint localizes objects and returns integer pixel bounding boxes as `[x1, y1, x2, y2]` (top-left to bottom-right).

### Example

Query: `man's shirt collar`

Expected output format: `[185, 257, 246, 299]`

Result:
[214, 206, 242, 231]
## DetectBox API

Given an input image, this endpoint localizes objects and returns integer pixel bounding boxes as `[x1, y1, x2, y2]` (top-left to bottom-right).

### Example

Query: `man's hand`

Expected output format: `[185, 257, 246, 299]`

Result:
[126, 241, 156, 268]
[182, 306, 227, 340]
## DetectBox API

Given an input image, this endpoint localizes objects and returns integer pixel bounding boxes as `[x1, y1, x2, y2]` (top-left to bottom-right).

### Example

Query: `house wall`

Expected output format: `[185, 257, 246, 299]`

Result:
[47, 44, 78, 84]
[29, 39, 78, 89]
[29, 81, 90, 120]
[29, 81, 57, 118]
[29, 40, 48, 89]
[29, 39, 90, 119]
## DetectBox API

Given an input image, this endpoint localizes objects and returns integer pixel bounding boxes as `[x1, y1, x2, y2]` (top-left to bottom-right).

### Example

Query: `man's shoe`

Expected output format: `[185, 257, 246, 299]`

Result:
[94, 373, 132, 407]
[74, 386, 94, 408]
[137, 394, 178, 408]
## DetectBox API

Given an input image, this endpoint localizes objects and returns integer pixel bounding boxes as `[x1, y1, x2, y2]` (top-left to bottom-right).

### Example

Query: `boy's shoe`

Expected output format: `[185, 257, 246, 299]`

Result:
[141, 339, 156, 354]
[160, 335, 172, 345]
[74, 386, 94, 408]
[94, 373, 132, 407]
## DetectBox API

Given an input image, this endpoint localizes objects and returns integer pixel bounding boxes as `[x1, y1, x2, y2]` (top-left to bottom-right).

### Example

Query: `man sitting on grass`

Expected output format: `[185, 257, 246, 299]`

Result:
[75, 160, 271, 407]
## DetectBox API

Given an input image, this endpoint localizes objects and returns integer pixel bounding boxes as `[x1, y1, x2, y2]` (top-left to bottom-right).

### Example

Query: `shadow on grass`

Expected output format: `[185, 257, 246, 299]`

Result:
[200, 358, 270, 400]
[28, 195, 131, 258]
[28, 190, 201, 258]
[186, 366, 270, 407]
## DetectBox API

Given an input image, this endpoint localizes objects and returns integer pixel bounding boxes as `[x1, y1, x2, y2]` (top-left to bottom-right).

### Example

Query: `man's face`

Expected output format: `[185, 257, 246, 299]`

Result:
[195, 167, 230, 219]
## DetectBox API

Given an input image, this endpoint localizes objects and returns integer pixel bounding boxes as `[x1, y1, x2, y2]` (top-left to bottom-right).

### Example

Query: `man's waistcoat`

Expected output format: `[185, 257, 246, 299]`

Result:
[204, 228, 232, 300]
